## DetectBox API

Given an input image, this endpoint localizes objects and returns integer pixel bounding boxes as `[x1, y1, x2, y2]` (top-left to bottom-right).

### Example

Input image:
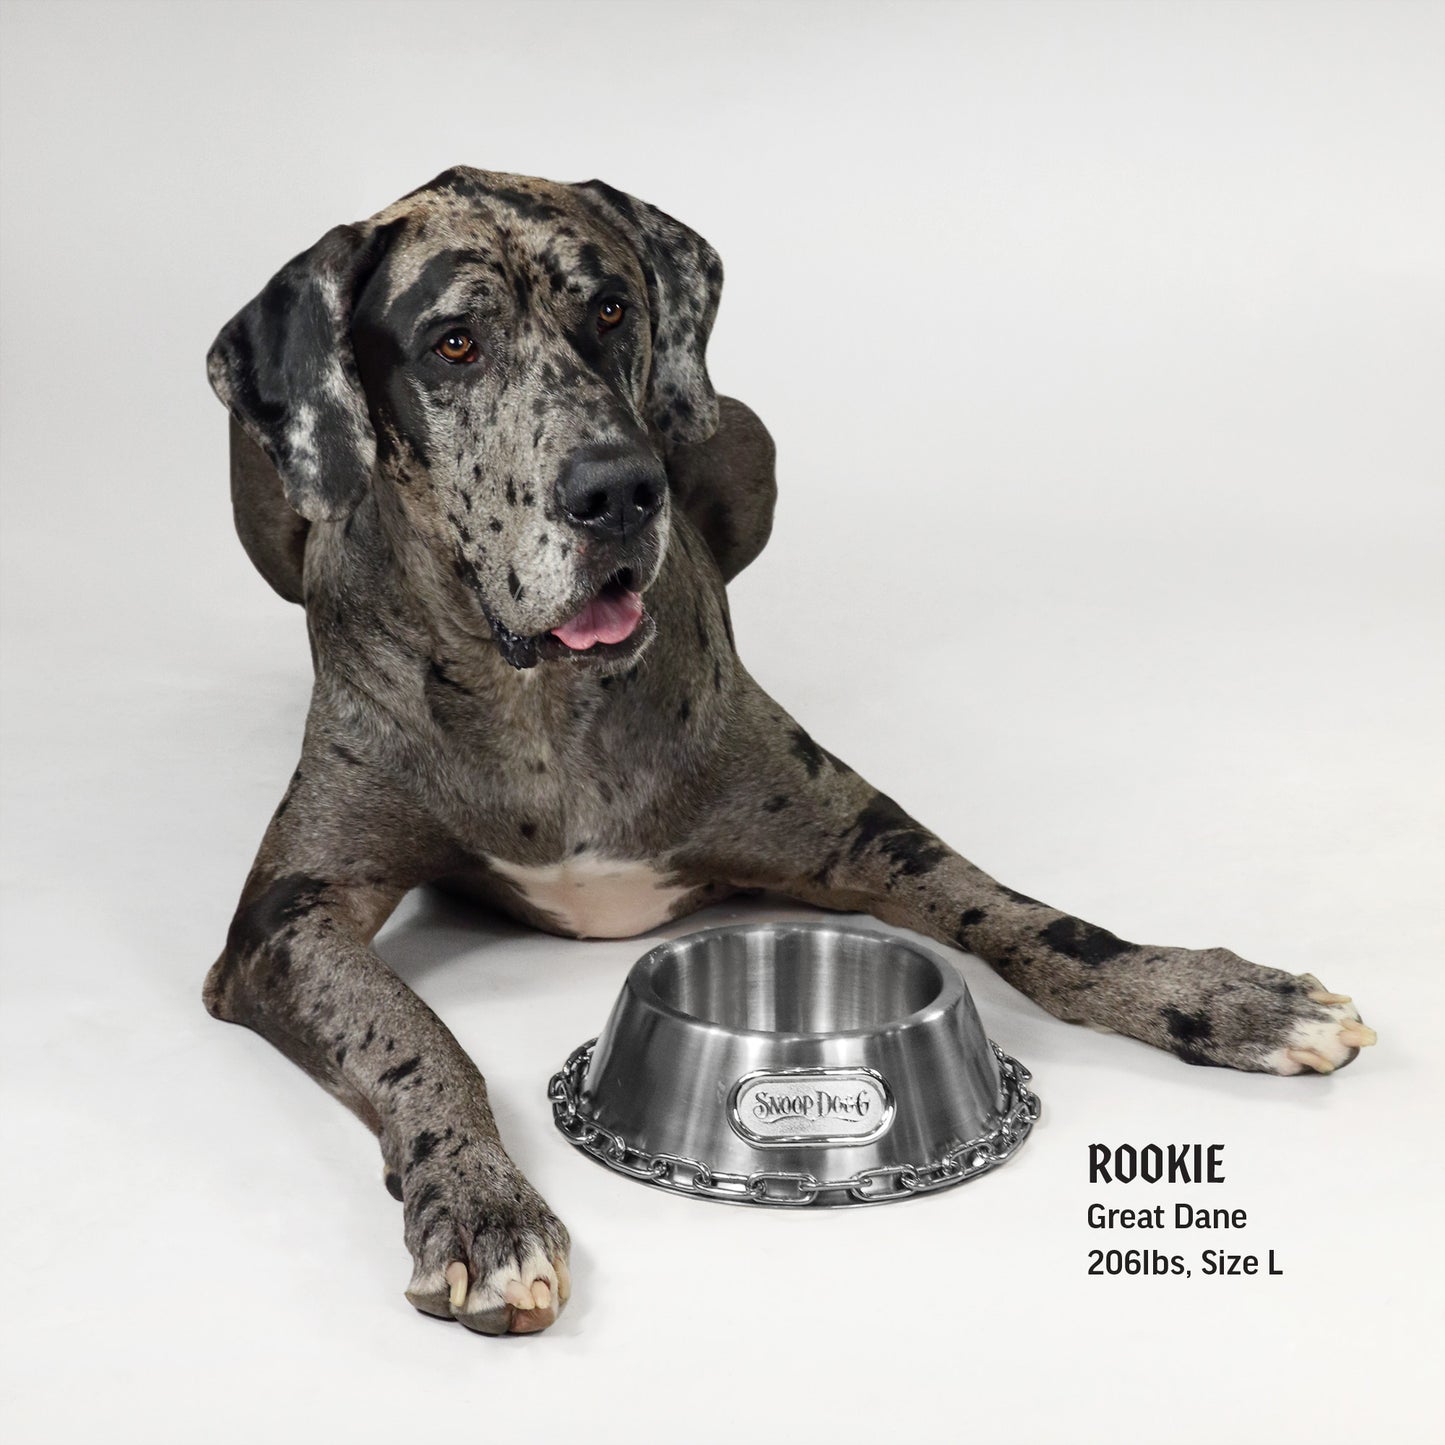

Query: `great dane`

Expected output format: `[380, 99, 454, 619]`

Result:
[205, 167, 1374, 1335]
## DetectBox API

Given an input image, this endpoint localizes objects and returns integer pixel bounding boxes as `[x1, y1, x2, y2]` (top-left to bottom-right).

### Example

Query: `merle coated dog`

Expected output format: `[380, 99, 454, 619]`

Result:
[205, 167, 1374, 1335]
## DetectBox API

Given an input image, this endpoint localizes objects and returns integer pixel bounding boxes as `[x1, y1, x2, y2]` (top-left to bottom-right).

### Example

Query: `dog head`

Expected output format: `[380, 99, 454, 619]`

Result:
[207, 168, 723, 668]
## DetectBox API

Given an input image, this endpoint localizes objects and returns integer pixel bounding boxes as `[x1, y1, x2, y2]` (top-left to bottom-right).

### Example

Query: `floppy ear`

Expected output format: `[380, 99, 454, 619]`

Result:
[668, 396, 778, 584]
[571, 180, 723, 449]
[206, 222, 391, 521]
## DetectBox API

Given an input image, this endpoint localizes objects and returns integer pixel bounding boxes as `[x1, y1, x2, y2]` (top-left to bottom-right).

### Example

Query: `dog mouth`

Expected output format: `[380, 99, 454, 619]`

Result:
[481, 568, 654, 671]
[549, 569, 644, 652]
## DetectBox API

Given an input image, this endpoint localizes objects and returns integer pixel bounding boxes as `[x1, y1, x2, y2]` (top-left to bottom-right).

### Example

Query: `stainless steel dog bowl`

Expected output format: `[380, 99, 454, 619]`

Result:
[549, 923, 1039, 1206]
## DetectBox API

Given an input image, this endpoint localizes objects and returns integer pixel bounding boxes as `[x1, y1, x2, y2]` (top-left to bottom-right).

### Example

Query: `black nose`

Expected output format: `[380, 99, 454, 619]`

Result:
[556, 445, 665, 541]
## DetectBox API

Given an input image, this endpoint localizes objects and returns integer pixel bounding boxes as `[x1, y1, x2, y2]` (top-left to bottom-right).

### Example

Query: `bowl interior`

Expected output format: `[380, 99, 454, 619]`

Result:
[645, 926, 946, 1033]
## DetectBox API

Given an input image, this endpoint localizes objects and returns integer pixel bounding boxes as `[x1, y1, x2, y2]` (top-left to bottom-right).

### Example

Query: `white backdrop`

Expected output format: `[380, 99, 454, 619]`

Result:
[2, 2, 1441, 1441]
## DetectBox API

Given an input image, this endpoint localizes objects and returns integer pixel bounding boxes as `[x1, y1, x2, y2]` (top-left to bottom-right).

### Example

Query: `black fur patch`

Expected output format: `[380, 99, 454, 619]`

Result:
[790, 728, 827, 778]
[489, 184, 565, 223]
[409, 1181, 442, 1218]
[848, 793, 949, 877]
[1039, 916, 1133, 966]
[955, 907, 987, 946]
[227, 873, 329, 961]
[377, 1056, 421, 1087]
[427, 660, 471, 694]
[219, 872, 331, 1005]
[1162, 1008, 1213, 1044]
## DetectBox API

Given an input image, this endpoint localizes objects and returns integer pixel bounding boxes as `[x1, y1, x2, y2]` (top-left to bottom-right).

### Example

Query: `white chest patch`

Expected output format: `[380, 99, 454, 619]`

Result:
[485, 851, 692, 940]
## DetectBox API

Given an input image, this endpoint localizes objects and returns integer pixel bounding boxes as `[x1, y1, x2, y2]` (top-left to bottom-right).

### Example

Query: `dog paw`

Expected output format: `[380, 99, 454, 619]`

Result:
[1265, 976, 1377, 1075]
[1123, 952, 1378, 1076]
[396, 1135, 571, 1335]
[408, 1236, 571, 1336]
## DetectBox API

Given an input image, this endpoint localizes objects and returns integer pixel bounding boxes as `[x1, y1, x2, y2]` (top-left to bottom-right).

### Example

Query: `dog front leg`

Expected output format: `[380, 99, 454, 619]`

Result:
[206, 803, 569, 1333]
[682, 710, 1373, 1076]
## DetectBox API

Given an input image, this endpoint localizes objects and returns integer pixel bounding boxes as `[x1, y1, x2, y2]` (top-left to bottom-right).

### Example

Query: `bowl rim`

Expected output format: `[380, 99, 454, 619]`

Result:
[625, 920, 966, 1042]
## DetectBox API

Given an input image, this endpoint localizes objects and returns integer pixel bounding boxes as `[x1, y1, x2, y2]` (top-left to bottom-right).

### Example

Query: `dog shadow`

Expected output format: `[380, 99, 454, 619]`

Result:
[374, 886, 534, 984]
[373, 886, 855, 1001]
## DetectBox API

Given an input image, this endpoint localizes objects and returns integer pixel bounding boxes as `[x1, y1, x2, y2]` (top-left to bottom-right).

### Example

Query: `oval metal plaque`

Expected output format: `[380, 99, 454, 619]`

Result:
[727, 1066, 895, 1147]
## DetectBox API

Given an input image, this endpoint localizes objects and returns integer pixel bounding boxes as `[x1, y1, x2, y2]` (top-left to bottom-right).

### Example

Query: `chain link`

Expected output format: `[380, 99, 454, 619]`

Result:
[548, 1039, 1041, 1207]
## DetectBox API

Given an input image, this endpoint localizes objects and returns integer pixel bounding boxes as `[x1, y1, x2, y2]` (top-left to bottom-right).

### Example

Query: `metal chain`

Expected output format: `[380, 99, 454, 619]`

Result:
[548, 1039, 1041, 1206]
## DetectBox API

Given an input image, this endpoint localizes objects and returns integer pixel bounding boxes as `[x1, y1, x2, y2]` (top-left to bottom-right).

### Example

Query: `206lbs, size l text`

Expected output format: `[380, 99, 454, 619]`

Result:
[1087, 1249, 1284, 1278]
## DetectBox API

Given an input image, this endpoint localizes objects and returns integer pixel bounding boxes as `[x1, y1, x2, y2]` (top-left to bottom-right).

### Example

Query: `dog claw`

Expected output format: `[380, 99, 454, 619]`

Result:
[1308, 990, 1352, 1006]
[1286, 1048, 1336, 1074]
[503, 1279, 535, 1311]
[532, 1279, 552, 1310]
[554, 1254, 571, 1304]
[446, 1261, 469, 1309]
[1339, 1024, 1377, 1048]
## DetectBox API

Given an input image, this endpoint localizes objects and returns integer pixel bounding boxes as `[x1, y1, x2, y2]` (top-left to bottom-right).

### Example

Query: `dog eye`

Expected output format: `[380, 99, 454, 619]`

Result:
[435, 330, 479, 363]
[597, 299, 626, 332]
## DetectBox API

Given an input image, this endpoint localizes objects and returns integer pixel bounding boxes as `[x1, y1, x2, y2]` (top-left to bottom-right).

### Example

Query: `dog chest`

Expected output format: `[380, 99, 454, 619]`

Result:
[483, 851, 691, 939]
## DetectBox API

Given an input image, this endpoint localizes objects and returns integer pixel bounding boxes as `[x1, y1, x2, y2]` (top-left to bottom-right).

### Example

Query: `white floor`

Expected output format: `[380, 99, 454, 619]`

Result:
[2, 4, 1441, 1441]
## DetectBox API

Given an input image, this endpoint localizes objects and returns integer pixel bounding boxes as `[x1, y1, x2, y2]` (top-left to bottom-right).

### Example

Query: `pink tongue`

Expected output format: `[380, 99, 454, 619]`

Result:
[551, 585, 644, 650]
